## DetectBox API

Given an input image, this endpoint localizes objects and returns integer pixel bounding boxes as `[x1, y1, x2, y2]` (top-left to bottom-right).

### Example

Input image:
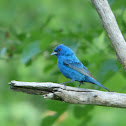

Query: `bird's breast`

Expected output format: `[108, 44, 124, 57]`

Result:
[57, 60, 71, 79]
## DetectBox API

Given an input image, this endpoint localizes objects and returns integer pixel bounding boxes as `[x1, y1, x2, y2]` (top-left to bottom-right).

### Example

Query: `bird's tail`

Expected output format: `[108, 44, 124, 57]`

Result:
[86, 77, 110, 92]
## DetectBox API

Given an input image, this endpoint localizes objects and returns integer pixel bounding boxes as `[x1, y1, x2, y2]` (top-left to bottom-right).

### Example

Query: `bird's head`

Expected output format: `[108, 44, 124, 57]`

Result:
[51, 44, 74, 57]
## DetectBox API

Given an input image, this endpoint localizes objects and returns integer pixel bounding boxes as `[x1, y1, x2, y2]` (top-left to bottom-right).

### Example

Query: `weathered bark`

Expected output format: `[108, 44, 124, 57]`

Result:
[9, 80, 126, 108]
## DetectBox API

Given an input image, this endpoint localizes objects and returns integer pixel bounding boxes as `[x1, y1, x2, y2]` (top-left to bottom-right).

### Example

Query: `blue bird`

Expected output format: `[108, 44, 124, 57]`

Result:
[51, 44, 110, 92]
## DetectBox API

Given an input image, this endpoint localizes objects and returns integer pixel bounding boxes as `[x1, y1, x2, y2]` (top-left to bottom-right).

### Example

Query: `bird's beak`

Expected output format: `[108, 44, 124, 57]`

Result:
[51, 51, 58, 55]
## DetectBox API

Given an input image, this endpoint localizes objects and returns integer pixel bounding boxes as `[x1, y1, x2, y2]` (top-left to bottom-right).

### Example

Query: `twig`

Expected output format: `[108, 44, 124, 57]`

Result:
[9, 80, 126, 108]
[91, 0, 126, 70]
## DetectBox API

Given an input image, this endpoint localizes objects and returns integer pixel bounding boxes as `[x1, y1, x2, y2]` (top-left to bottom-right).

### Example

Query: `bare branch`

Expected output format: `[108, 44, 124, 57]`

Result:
[91, 0, 126, 70]
[9, 80, 126, 108]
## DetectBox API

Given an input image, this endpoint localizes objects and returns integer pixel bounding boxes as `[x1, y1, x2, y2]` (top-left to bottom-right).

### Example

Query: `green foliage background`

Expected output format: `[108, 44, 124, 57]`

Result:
[0, 0, 126, 126]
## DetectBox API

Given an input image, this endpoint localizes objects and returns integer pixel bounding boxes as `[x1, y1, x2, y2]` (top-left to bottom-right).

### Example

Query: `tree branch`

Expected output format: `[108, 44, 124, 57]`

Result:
[91, 0, 126, 70]
[9, 80, 126, 108]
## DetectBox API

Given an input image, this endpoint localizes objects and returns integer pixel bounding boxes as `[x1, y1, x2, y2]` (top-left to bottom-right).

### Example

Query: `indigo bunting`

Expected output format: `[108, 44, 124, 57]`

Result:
[51, 44, 110, 92]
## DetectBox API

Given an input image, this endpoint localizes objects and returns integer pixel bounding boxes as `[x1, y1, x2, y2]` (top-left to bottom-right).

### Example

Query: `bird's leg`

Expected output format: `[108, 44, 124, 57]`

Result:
[61, 80, 75, 85]
[60, 80, 75, 90]
[78, 82, 84, 88]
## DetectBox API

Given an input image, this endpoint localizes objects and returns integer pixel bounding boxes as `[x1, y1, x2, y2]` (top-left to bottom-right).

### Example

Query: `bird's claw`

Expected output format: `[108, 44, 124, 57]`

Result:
[60, 83, 67, 89]
[60, 82, 65, 85]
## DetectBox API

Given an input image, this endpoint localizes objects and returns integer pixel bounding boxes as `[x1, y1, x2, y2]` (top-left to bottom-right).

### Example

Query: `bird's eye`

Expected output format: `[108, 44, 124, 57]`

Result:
[57, 48, 61, 51]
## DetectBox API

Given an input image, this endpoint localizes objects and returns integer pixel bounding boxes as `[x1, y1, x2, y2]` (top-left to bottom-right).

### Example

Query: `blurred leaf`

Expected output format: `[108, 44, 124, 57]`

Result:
[79, 115, 92, 126]
[47, 100, 69, 114]
[41, 100, 69, 126]
[108, 0, 115, 5]
[111, 0, 126, 10]
[123, 9, 126, 24]
[74, 106, 85, 118]
[25, 59, 32, 66]
[39, 32, 54, 50]
[16, 33, 27, 41]
[98, 59, 118, 82]
[74, 105, 94, 126]
[41, 113, 60, 126]
[40, 15, 54, 30]
[74, 105, 94, 119]
[21, 41, 40, 63]
[43, 63, 55, 73]
[93, 32, 106, 50]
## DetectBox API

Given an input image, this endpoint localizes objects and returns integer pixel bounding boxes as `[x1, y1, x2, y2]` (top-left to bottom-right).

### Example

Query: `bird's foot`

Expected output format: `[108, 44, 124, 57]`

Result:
[78, 82, 85, 88]
[60, 82, 66, 85]
[60, 80, 75, 89]
[60, 83, 67, 89]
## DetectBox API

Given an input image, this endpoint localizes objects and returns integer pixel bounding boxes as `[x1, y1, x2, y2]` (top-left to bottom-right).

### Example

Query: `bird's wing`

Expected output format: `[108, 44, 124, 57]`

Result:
[63, 59, 93, 78]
